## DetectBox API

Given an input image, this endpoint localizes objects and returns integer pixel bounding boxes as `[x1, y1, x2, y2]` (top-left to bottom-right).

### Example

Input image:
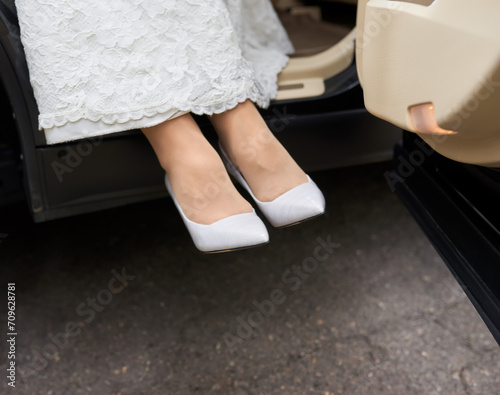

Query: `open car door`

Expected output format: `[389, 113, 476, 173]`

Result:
[356, 0, 500, 345]
[357, 0, 500, 166]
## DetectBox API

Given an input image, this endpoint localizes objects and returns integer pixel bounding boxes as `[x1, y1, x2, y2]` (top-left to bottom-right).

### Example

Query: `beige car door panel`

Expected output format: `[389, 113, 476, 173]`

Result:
[357, 0, 500, 166]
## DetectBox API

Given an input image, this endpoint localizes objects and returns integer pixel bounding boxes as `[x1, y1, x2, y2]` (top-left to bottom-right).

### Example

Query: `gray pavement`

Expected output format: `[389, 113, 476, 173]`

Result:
[1, 162, 499, 395]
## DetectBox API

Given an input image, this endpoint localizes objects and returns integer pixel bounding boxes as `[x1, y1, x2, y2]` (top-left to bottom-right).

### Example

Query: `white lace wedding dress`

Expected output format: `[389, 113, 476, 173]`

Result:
[14, 0, 294, 144]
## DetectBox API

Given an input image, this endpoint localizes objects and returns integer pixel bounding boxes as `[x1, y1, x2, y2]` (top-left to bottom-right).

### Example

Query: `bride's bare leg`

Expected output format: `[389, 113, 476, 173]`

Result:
[142, 114, 252, 224]
[210, 100, 308, 202]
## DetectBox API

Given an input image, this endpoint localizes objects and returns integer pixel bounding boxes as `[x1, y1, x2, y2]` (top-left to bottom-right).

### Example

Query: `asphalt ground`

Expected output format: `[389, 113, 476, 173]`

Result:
[1, 162, 499, 394]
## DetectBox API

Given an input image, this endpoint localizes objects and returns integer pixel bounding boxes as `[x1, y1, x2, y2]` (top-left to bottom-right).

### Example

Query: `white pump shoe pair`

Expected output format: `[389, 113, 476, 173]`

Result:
[164, 144, 326, 253]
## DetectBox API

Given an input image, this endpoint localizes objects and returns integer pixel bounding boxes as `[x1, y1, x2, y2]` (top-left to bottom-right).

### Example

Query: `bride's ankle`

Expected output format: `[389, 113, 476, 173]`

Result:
[167, 161, 253, 224]
[221, 130, 308, 202]
[220, 127, 277, 169]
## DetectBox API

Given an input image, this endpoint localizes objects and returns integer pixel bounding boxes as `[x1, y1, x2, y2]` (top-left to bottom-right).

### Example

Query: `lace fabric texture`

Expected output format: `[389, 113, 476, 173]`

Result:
[14, 0, 294, 144]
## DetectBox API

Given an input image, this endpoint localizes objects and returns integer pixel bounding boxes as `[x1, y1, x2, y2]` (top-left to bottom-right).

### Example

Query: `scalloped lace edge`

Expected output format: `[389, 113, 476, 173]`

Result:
[42, 56, 289, 145]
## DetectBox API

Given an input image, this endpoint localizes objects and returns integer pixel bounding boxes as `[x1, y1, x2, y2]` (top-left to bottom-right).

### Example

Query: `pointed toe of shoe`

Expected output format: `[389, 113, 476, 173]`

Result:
[190, 212, 269, 253]
[165, 173, 269, 253]
[218, 143, 326, 228]
[258, 177, 325, 227]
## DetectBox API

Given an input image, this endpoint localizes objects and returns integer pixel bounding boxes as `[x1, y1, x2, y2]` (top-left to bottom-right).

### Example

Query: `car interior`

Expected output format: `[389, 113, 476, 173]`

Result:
[274, 0, 357, 100]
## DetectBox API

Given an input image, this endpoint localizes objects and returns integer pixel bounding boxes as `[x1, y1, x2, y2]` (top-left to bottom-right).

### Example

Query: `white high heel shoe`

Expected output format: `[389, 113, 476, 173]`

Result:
[164, 174, 269, 253]
[219, 143, 326, 228]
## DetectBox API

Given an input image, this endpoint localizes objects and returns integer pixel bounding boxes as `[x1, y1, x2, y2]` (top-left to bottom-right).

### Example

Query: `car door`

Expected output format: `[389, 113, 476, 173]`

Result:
[356, 0, 500, 345]
[357, 0, 500, 165]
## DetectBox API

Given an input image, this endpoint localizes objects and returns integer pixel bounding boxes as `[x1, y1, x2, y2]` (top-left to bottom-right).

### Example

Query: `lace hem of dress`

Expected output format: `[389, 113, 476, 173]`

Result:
[39, 55, 289, 136]
[39, 90, 269, 131]
[43, 91, 273, 145]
